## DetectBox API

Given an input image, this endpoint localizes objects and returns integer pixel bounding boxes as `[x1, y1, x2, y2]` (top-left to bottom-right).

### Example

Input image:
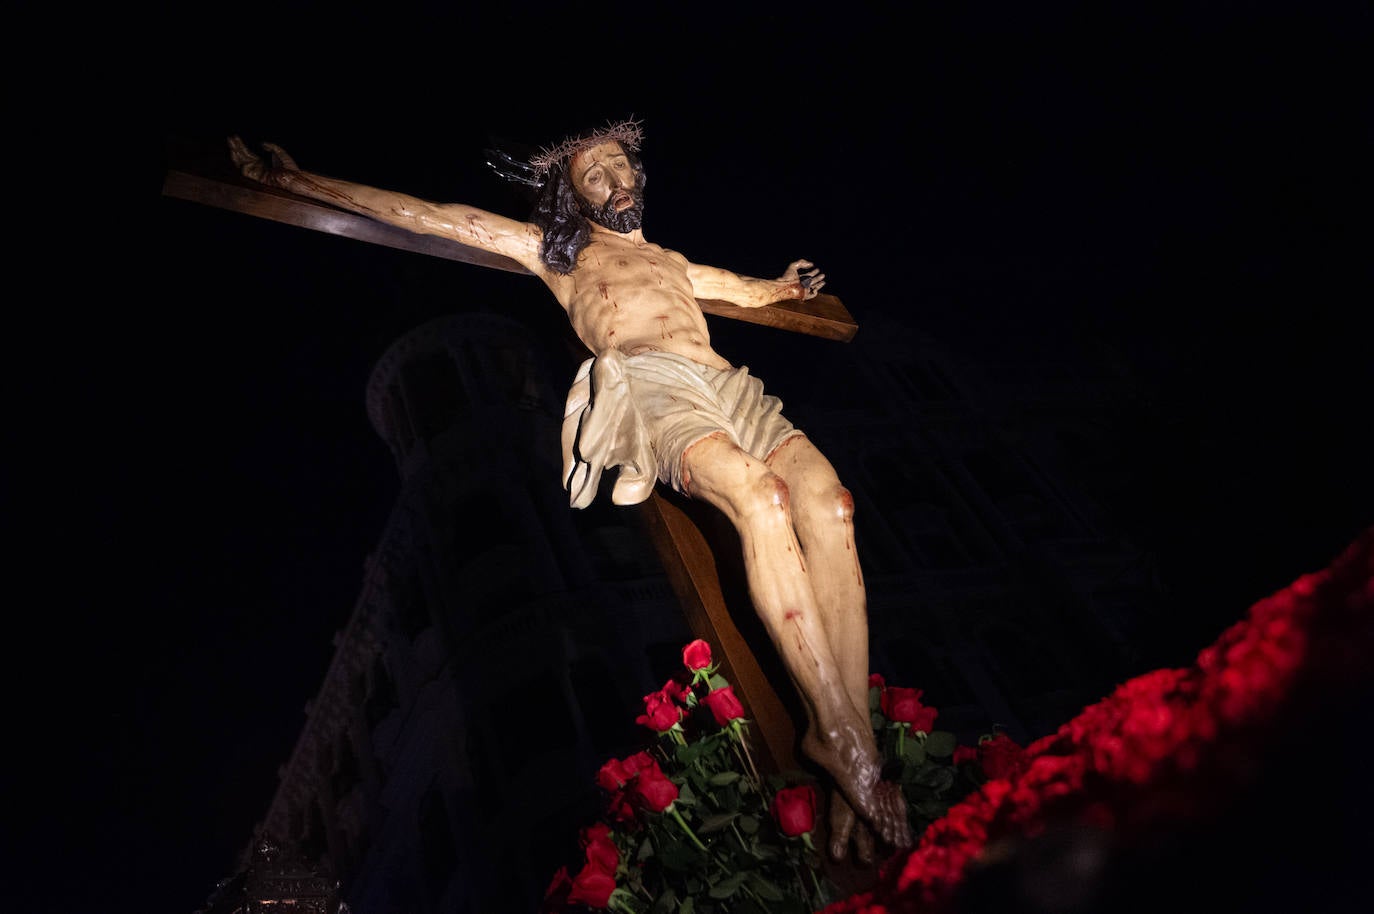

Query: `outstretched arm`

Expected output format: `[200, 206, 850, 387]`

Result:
[227, 136, 546, 272]
[685, 258, 826, 309]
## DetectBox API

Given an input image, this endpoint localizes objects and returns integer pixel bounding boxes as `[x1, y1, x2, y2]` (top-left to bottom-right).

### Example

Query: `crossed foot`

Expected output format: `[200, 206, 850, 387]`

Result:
[802, 719, 912, 859]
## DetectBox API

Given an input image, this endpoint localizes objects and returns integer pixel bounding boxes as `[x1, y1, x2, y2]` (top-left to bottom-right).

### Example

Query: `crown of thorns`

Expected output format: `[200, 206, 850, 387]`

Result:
[528, 118, 644, 173]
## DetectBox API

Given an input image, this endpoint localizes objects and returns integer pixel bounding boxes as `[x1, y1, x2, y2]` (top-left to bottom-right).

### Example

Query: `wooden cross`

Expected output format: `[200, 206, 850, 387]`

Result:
[161, 141, 859, 779]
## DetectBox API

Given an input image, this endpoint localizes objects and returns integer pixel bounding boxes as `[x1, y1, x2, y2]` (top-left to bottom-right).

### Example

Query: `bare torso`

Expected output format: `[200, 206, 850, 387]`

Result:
[543, 228, 732, 370]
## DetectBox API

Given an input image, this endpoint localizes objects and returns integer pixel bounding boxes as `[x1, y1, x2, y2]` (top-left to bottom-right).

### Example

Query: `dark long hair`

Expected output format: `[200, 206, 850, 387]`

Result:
[530, 149, 644, 275]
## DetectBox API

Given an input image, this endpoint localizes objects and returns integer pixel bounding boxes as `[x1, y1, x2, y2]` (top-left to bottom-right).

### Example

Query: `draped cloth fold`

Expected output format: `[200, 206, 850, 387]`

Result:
[561, 349, 803, 509]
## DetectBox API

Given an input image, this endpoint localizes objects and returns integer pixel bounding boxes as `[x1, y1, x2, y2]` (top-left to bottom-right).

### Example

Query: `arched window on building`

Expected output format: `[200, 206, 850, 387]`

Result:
[570, 655, 640, 758]
[453, 490, 536, 617]
[419, 783, 459, 903]
[365, 653, 399, 730]
[487, 341, 534, 405]
[402, 348, 468, 445]
[331, 733, 359, 800]
[301, 800, 327, 860]
[489, 668, 578, 773]
[389, 563, 431, 641]
[383, 379, 416, 455]
[569, 497, 663, 582]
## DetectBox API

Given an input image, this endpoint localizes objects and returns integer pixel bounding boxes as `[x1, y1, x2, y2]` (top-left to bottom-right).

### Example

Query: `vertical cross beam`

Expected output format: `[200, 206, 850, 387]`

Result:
[635, 488, 804, 774]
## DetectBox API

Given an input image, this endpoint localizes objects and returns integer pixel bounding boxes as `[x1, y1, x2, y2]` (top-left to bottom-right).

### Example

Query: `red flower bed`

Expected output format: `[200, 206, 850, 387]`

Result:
[822, 527, 1374, 914]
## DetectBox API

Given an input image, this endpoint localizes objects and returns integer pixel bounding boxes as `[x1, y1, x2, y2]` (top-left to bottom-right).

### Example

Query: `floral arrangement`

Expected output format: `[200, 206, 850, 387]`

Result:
[542, 640, 1003, 914]
[820, 527, 1374, 914]
[865, 675, 997, 840]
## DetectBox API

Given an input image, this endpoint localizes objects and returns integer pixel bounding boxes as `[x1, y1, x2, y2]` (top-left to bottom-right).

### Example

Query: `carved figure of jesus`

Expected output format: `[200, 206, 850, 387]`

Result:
[229, 122, 911, 860]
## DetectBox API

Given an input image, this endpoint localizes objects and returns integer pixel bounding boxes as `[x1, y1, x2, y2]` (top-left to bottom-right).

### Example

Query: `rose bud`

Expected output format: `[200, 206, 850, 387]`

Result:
[683, 639, 713, 671]
[702, 685, 746, 727]
[770, 783, 818, 837]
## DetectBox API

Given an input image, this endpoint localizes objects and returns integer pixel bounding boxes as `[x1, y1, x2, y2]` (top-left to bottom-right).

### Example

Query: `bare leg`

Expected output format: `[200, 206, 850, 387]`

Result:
[681, 434, 910, 850]
[767, 435, 898, 861]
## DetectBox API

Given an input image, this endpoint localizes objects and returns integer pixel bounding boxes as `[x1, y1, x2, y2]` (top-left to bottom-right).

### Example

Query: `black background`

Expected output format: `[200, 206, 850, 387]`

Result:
[19, 4, 1369, 913]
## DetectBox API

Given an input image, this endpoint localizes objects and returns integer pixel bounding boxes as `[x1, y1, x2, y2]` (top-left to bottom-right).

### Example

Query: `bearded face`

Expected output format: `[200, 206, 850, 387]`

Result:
[566, 141, 647, 233]
[575, 179, 645, 232]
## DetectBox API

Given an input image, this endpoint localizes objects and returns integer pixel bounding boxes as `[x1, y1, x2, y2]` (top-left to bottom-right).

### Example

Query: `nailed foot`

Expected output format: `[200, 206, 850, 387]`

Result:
[828, 792, 876, 864]
[803, 721, 912, 851]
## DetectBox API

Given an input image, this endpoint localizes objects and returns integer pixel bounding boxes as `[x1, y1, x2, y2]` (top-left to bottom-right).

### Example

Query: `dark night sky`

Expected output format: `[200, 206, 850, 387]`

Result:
[23, 4, 1370, 913]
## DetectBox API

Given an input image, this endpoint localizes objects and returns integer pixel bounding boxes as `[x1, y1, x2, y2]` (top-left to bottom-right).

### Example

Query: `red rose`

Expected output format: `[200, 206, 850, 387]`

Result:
[683, 638, 713, 671]
[881, 686, 939, 731]
[770, 783, 818, 837]
[869, 673, 886, 689]
[539, 865, 572, 913]
[622, 751, 656, 777]
[635, 688, 684, 732]
[978, 733, 1029, 781]
[580, 822, 619, 874]
[604, 789, 636, 825]
[629, 757, 680, 812]
[597, 758, 631, 791]
[661, 677, 688, 703]
[953, 744, 978, 766]
[567, 860, 617, 909]
[702, 685, 746, 726]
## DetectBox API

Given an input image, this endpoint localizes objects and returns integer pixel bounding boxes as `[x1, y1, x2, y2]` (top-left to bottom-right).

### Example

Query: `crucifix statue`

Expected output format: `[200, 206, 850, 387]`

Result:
[222, 120, 911, 861]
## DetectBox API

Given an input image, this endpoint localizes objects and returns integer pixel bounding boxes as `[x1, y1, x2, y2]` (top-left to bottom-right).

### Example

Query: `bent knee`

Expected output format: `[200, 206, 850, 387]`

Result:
[832, 485, 856, 522]
[798, 483, 854, 523]
[739, 472, 791, 520]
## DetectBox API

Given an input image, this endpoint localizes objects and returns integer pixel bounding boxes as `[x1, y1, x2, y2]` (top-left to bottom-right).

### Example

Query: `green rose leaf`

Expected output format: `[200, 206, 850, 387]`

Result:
[925, 730, 958, 758]
[652, 887, 678, 914]
[681, 896, 694, 914]
[659, 840, 703, 873]
[708, 871, 749, 899]
[709, 674, 730, 691]
[900, 739, 927, 765]
[738, 814, 760, 835]
[709, 771, 741, 786]
[871, 711, 887, 729]
[747, 871, 786, 901]
[912, 764, 956, 792]
[677, 740, 706, 766]
[699, 812, 739, 834]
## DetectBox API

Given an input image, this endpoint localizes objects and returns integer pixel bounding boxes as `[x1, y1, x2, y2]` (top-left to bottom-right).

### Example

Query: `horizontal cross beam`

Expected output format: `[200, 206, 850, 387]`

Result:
[161, 148, 858, 342]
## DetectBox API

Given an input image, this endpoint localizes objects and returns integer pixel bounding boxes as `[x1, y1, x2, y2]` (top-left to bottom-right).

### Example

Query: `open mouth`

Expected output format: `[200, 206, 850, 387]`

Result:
[612, 192, 633, 211]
